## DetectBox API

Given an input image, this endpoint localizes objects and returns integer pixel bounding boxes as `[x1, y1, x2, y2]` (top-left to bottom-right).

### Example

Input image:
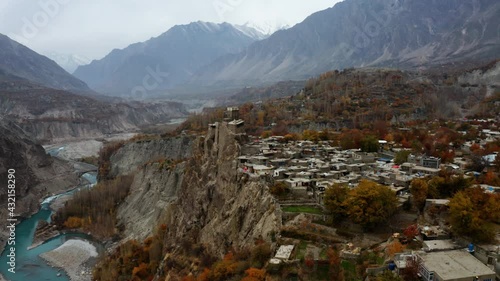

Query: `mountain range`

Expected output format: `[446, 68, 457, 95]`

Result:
[0, 34, 90, 93]
[0, 35, 186, 142]
[73, 22, 264, 97]
[191, 0, 500, 87]
[71, 0, 500, 97]
[2, 0, 499, 100]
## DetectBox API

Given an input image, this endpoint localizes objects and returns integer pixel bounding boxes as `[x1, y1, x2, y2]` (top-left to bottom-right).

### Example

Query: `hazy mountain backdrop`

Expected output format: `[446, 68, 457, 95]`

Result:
[0, 34, 91, 93]
[73, 22, 264, 97]
[191, 0, 500, 87]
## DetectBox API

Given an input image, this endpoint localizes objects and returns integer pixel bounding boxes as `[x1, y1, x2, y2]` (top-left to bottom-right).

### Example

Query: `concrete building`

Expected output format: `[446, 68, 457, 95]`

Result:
[225, 107, 240, 120]
[275, 245, 295, 260]
[228, 119, 245, 134]
[418, 250, 496, 281]
[421, 156, 442, 169]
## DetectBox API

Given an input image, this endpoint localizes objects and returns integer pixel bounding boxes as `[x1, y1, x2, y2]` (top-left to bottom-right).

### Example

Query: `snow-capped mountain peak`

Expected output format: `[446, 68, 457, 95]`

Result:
[44, 52, 92, 73]
[239, 21, 291, 37]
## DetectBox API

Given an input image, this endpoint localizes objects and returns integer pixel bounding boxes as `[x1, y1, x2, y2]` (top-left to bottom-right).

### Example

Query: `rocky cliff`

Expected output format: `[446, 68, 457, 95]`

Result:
[111, 123, 281, 256]
[0, 120, 79, 246]
[0, 88, 188, 142]
[162, 123, 281, 256]
[110, 136, 193, 177]
[116, 163, 185, 242]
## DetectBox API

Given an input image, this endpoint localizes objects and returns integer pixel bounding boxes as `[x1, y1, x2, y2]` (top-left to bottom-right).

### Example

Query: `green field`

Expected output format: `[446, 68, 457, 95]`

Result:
[282, 206, 324, 215]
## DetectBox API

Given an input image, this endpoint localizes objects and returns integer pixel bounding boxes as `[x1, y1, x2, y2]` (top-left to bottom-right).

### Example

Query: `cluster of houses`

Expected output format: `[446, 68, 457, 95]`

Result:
[237, 135, 449, 205]
[217, 108, 499, 280]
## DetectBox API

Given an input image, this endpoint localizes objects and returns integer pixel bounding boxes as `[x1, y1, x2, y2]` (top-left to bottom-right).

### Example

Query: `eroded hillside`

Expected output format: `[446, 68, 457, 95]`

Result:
[0, 120, 79, 247]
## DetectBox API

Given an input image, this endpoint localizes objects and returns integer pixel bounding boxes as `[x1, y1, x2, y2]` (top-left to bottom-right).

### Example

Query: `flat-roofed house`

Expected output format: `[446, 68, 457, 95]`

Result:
[417, 250, 495, 281]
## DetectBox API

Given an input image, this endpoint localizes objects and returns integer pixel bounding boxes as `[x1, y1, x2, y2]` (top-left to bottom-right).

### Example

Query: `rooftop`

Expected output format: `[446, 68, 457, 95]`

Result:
[275, 245, 294, 260]
[419, 250, 495, 280]
[423, 240, 457, 251]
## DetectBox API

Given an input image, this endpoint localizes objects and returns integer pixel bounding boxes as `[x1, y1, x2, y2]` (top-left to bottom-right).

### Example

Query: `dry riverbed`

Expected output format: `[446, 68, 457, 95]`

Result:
[40, 239, 98, 281]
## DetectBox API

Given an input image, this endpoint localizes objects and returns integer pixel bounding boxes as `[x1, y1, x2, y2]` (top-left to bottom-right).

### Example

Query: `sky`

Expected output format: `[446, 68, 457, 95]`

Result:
[0, 0, 341, 63]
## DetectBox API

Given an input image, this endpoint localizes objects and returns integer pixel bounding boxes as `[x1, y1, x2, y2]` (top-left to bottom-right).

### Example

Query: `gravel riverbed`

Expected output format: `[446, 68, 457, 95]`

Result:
[40, 239, 98, 281]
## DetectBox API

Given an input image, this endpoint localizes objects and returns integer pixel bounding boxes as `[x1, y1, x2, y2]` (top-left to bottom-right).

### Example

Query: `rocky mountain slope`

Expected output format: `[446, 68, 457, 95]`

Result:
[0, 119, 79, 247]
[0, 34, 91, 93]
[0, 85, 188, 142]
[74, 22, 263, 97]
[109, 122, 281, 256]
[191, 0, 500, 87]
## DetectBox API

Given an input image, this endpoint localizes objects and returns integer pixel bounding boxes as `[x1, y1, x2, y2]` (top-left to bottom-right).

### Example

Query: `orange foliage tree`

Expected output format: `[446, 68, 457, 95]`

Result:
[241, 268, 266, 281]
[449, 187, 500, 243]
[386, 241, 405, 258]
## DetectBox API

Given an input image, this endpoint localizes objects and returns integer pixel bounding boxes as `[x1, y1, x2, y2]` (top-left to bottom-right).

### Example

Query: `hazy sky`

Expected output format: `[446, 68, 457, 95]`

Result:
[0, 0, 341, 62]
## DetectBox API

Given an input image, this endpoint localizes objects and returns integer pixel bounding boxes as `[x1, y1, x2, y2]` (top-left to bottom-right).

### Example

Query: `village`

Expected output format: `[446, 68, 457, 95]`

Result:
[218, 107, 500, 281]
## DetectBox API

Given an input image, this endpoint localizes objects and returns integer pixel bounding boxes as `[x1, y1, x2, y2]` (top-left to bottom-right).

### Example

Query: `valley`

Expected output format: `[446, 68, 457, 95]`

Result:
[0, 0, 499, 281]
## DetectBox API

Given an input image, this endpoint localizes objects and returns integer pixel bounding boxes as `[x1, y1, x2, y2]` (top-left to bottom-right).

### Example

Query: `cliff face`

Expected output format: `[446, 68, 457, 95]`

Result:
[110, 136, 193, 177]
[117, 163, 185, 242]
[0, 120, 79, 246]
[112, 123, 281, 256]
[0, 89, 187, 143]
[162, 123, 281, 256]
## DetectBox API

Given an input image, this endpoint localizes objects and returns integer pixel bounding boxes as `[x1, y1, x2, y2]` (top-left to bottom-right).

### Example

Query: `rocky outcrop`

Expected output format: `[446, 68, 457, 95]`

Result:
[110, 136, 193, 177]
[112, 123, 281, 256]
[162, 123, 281, 256]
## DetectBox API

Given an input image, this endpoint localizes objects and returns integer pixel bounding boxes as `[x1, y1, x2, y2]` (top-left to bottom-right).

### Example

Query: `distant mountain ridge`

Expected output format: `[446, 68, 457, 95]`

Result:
[235, 21, 291, 39]
[73, 21, 264, 97]
[190, 0, 500, 87]
[45, 52, 92, 73]
[0, 84, 188, 142]
[0, 34, 91, 92]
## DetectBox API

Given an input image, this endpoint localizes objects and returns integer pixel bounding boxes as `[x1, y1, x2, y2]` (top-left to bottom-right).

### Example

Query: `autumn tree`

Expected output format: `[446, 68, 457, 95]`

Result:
[270, 182, 288, 197]
[241, 268, 266, 281]
[394, 150, 411, 165]
[344, 180, 398, 229]
[283, 133, 299, 142]
[386, 241, 405, 258]
[449, 187, 500, 243]
[399, 256, 421, 281]
[250, 242, 272, 268]
[328, 248, 344, 281]
[409, 178, 429, 211]
[480, 170, 500, 186]
[55, 175, 134, 238]
[209, 253, 239, 281]
[324, 183, 349, 223]
[429, 173, 472, 198]
[360, 135, 380, 152]
[403, 224, 419, 240]
[302, 130, 320, 142]
[339, 129, 364, 150]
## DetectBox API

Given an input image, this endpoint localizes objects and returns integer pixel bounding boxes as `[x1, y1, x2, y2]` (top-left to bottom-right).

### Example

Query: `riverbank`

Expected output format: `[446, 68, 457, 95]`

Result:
[43, 133, 138, 160]
[40, 239, 98, 281]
